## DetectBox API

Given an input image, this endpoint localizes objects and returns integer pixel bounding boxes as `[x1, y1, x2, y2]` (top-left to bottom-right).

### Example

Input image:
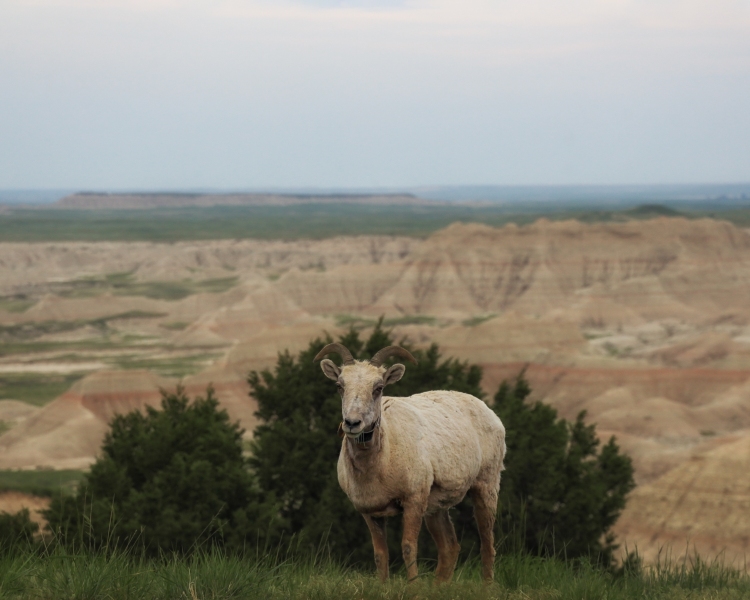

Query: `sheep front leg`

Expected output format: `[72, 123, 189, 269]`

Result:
[363, 515, 389, 581]
[401, 501, 425, 582]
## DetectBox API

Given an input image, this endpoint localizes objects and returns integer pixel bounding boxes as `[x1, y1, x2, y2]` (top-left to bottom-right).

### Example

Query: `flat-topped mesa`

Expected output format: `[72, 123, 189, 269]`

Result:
[314, 343, 506, 583]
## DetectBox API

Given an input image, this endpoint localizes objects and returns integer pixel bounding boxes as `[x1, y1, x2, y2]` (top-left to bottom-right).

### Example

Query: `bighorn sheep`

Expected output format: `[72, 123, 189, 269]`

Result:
[314, 343, 506, 583]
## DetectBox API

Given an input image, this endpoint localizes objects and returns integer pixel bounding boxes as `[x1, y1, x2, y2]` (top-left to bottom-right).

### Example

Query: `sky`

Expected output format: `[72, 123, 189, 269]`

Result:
[0, 0, 749, 190]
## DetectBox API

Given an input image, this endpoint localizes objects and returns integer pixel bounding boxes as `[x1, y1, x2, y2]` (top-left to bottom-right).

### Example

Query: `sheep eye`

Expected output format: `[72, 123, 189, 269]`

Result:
[336, 382, 344, 390]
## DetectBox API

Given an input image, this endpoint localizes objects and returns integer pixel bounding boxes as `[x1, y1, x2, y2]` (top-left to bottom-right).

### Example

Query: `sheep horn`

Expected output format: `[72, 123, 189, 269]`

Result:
[313, 343, 355, 365]
[369, 346, 418, 367]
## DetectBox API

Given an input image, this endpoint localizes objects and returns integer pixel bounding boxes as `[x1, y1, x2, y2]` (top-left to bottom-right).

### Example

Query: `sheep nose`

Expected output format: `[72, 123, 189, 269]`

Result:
[344, 418, 361, 429]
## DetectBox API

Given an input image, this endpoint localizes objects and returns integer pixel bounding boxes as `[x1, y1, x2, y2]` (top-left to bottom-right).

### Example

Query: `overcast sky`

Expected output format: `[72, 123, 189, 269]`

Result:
[1, 0, 749, 189]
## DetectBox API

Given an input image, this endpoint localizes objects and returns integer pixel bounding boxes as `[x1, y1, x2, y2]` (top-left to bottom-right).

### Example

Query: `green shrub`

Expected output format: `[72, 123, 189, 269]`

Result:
[43, 387, 259, 554]
[492, 371, 635, 565]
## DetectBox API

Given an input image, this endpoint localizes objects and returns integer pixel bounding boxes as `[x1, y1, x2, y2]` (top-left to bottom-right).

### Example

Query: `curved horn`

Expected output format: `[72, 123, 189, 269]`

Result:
[369, 346, 418, 367]
[313, 343, 355, 365]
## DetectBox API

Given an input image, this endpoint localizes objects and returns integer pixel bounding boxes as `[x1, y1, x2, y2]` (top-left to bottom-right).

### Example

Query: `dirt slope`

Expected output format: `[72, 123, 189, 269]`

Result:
[614, 431, 750, 565]
[0, 371, 171, 470]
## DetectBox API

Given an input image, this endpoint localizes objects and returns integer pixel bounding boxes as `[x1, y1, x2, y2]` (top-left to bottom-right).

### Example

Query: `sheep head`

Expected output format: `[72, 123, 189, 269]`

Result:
[314, 344, 418, 437]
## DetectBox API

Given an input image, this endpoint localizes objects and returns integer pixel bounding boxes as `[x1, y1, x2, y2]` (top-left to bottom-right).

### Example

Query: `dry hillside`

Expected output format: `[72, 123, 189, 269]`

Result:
[1, 216, 750, 562]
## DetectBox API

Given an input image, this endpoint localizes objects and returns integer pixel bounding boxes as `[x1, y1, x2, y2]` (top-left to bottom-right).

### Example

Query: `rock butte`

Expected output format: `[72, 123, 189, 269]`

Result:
[1, 217, 750, 561]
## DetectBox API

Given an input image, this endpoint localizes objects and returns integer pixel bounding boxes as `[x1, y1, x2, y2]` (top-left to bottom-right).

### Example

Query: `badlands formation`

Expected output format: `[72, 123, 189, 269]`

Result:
[1, 217, 750, 561]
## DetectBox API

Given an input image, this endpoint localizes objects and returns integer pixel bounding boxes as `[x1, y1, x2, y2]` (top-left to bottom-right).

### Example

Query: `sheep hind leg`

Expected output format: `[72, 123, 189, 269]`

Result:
[470, 486, 498, 582]
[424, 509, 460, 583]
[363, 515, 389, 582]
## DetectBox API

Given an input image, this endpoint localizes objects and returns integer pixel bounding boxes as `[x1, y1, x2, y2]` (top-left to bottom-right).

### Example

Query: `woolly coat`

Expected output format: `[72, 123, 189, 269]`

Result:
[337, 390, 506, 517]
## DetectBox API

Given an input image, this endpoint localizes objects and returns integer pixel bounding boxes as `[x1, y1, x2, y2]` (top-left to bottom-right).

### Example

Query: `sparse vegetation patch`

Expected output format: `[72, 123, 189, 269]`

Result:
[0, 373, 84, 406]
[335, 314, 437, 329]
[109, 351, 223, 377]
[463, 313, 498, 327]
[58, 272, 239, 301]
[0, 295, 35, 313]
[0, 312, 166, 344]
[159, 321, 191, 331]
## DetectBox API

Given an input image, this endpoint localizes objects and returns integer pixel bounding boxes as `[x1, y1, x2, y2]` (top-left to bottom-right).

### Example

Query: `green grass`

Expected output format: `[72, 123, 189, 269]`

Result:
[0, 549, 747, 600]
[0, 469, 84, 496]
[603, 342, 624, 357]
[335, 314, 438, 329]
[0, 312, 176, 369]
[0, 340, 125, 358]
[109, 352, 224, 378]
[93, 310, 168, 322]
[0, 312, 166, 343]
[0, 373, 84, 406]
[1, 203, 748, 243]
[159, 321, 191, 331]
[0, 334, 177, 360]
[0, 420, 10, 436]
[0, 295, 35, 313]
[463, 314, 498, 327]
[58, 272, 239, 301]
[0, 320, 83, 341]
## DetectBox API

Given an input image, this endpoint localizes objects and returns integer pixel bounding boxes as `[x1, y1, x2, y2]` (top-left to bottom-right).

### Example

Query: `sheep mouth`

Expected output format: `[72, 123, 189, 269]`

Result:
[340, 418, 380, 444]
[350, 428, 375, 444]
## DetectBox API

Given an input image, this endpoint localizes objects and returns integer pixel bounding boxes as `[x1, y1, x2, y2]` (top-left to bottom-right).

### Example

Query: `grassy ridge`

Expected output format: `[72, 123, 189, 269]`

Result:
[1, 204, 749, 242]
[0, 549, 748, 599]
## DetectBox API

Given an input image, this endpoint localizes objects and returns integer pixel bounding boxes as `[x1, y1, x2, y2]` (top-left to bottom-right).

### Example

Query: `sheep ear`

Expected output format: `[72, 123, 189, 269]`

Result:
[320, 359, 341, 381]
[383, 363, 405, 386]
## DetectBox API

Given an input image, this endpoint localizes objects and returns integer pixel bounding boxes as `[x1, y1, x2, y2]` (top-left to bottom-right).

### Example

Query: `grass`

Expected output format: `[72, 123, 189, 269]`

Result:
[0, 373, 85, 406]
[58, 272, 239, 301]
[0, 313, 193, 377]
[94, 310, 169, 322]
[1, 203, 749, 243]
[0, 295, 35, 313]
[335, 314, 438, 330]
[0, 469, 84, 496]
[159, 321, 191, 331]
[463, 314, 498, 327]
[110, 352, 224, 378]
[0, 312, 166, 343]
[0, 321, 84, 341]
[603, 342, 625, 357]
[0, 339, 138, 358]
[336, 315, 438, 330]
[0, 549, 748, 600]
